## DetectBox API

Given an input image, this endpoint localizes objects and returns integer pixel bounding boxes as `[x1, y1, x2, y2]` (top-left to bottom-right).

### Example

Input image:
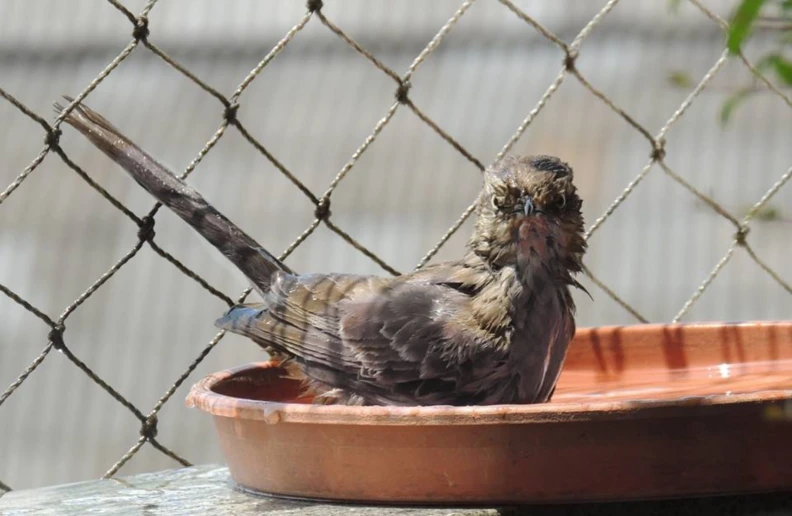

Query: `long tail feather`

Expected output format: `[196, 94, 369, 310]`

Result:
[55, 96, 290, 292]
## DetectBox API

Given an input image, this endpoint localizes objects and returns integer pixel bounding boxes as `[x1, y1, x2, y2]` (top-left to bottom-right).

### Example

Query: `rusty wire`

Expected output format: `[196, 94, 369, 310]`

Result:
[1, 0, 791, 494]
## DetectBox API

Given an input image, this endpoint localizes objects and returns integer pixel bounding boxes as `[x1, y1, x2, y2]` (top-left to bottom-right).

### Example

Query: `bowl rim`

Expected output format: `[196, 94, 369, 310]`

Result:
[185, 321, 792, 426]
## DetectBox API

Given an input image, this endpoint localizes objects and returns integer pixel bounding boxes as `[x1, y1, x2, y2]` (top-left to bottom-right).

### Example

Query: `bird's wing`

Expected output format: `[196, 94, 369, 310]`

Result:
[217, 272, 380, 374]
[216, 267, 511, 405]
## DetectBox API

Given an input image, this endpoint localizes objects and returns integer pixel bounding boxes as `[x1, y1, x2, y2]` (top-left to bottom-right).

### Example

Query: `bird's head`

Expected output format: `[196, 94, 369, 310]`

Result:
[471, 154, 586, 276]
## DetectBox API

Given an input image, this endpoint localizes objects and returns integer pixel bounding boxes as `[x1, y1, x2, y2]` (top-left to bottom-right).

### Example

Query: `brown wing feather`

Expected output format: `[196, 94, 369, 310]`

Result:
[216, 266, 513, 405]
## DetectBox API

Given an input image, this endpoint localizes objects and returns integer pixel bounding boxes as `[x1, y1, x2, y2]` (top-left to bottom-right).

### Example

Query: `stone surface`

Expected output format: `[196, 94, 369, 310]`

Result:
[1, 465, 791, 515]
[0, 465, 497, 516]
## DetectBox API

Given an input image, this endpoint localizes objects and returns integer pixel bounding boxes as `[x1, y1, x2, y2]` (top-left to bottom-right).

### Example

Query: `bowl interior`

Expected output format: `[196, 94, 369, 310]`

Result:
[210, 322, 792, 405]
[212, 364, 313, 403]
[555, 322, 792, 403]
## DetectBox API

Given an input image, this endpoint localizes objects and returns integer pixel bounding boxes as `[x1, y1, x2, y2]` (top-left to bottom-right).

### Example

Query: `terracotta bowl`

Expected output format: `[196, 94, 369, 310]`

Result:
[186, 321, 792, 505]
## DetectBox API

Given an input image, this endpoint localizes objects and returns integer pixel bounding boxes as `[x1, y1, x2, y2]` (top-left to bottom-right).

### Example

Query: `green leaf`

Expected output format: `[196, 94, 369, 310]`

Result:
[720, 89, 754, 125]
[667, 71, 694, 88]
[756, 53, 780, 72]
[755, 53, 792, 86]
[727, 0, 767, 54]
[756, 205, 781, 222]
[771, 55, 792, 86]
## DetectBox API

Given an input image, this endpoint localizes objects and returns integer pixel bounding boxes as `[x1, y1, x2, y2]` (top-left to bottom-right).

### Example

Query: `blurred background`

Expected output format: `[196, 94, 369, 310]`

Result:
[1, 0, 790, 491]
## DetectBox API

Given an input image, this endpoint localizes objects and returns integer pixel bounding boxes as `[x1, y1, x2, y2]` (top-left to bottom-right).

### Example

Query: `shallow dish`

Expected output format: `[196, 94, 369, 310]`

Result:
[186, 321, 792, 504]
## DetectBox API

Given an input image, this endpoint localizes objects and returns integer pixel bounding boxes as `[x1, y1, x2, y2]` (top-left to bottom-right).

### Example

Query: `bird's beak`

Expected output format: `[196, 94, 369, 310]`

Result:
[522, 196, 534, 216]
[522, 196, 545, 216]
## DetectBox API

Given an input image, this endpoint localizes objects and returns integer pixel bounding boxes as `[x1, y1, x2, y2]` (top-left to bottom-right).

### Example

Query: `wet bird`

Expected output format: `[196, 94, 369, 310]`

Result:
[56, 98, 588, 406]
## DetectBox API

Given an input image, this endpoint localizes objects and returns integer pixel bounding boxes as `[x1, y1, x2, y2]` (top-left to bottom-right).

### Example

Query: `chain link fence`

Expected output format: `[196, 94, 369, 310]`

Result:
[1, 0, 790, 493]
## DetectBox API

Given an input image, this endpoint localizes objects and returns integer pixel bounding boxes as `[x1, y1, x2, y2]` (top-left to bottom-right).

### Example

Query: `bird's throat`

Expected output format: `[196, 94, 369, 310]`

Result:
[514, 216, 560, 287]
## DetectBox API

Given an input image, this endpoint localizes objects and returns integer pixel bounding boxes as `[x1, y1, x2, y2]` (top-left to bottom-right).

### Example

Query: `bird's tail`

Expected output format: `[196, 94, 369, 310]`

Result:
[214, 304, 265, 333]
[55, 96, 290, 293]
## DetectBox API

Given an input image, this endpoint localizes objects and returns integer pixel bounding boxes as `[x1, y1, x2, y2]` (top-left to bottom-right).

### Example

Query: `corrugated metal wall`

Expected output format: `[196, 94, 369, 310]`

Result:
[1, 0, 790, 490]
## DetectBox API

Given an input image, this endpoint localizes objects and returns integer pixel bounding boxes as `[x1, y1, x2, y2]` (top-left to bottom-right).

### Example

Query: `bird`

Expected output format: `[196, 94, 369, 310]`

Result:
[56, 97, 588, 407]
